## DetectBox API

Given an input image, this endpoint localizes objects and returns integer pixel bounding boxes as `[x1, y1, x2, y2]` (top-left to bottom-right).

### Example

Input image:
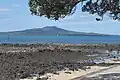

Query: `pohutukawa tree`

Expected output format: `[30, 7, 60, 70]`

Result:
[29, 0, 120, 21]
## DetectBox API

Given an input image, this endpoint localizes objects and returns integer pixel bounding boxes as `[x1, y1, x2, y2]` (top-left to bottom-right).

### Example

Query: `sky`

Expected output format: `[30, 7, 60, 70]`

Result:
[0, 0, 120, 35]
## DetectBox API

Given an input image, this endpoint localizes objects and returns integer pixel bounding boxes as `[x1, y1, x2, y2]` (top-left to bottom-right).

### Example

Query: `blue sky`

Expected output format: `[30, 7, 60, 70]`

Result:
[0, 0, 120, 35]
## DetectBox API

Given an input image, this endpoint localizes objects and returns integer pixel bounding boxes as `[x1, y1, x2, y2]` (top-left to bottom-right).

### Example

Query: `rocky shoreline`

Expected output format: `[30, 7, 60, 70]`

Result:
[0, 43, 120, 80]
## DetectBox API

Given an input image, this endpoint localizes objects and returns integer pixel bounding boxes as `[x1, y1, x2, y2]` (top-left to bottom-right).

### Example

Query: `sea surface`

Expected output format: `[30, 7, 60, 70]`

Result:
[0, 35, 120, 44]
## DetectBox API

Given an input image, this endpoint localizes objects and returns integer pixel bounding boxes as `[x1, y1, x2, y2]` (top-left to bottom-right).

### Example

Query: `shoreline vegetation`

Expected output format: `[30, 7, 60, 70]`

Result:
[0, 43, 120, 80]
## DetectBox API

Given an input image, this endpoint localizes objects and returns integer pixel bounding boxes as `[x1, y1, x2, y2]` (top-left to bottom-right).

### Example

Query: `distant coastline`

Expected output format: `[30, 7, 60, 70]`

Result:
[0, 26, 119, 44]
[0, 26, 112, 36]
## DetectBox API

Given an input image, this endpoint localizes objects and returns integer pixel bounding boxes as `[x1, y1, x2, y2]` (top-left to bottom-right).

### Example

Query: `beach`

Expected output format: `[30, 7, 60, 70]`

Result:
[0, 44, 120, 80]
[20, 61, 120, 80]
[20, 66, 109, 80]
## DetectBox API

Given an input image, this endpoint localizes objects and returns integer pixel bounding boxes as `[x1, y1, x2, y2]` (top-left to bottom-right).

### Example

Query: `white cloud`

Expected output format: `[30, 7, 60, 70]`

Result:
[12, 4, 20, 7]
[0, 8, 10, 12]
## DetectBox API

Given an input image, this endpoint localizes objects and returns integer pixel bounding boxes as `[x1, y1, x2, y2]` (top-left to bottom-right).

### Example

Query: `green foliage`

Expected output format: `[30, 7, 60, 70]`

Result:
[82, 0, 120, 21]
[29, 0, 120, 21]
[28, 0, 81, 20]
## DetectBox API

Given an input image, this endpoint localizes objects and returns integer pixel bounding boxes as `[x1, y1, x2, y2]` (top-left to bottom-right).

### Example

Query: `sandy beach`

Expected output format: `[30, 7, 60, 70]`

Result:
[21, 61, 120, 80]
[20, 66, 109, 80]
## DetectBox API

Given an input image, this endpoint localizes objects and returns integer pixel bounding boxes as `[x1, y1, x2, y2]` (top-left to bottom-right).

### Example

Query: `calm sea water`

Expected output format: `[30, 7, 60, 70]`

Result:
[0, 35, 120, 44]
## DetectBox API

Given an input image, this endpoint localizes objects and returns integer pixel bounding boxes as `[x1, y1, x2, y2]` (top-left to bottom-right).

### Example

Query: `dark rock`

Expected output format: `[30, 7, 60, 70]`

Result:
[65, 72, 71, 74]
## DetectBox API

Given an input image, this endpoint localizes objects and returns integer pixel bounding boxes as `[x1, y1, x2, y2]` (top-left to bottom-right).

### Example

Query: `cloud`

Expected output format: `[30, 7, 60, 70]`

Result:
[12, 4, 20, 7]
[0, 8, 10, 12]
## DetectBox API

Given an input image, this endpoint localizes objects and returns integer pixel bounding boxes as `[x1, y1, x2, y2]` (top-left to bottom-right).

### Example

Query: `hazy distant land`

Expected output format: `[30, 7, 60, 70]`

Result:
[0, 27, 120, 80]
[0, 26, 110, 36]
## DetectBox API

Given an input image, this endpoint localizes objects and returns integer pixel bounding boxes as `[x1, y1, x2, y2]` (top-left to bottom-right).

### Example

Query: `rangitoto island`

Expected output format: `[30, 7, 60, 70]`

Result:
[0, 26, 111, 36]
[0, 43, 120, 80]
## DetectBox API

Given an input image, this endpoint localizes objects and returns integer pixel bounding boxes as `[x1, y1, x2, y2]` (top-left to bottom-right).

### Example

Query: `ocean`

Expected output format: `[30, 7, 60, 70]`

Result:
[0, 35, 120, 44]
